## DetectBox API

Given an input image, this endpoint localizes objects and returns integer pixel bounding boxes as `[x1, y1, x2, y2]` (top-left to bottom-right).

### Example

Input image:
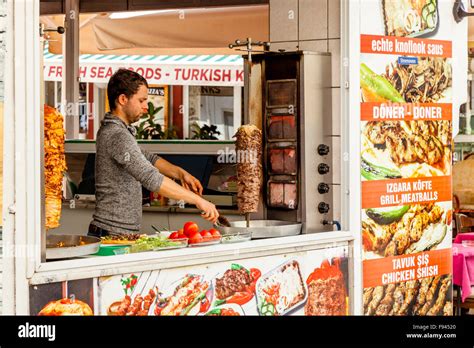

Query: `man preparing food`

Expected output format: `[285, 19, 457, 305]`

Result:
[88, 69, 218, 237]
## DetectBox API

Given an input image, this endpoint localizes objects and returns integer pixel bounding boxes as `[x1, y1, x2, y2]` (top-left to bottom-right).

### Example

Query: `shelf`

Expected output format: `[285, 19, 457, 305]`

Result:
[65, 140, 235, 155]
[63, 201, 240, 215]
[454, 134, 474, 143]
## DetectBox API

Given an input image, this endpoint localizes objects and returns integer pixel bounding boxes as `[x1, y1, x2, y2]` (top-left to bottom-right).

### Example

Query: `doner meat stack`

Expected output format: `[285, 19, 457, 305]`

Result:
[234, 125, 262, 215]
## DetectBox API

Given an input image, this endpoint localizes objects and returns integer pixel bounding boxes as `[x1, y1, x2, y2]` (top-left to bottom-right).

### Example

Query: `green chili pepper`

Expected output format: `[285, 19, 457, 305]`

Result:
[213, 299, 226, 307]
[360, 63, 405, 103]
[361, 159, 402, 181]
[366, 205, 410, 225]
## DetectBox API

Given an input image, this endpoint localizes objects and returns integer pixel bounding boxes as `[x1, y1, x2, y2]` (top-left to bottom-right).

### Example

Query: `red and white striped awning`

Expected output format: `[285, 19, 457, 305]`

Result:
[43, 48, 244, 87]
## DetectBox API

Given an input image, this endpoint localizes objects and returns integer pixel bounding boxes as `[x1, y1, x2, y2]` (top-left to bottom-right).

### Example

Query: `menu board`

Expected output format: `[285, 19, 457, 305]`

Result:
[360, 0, 454, 316]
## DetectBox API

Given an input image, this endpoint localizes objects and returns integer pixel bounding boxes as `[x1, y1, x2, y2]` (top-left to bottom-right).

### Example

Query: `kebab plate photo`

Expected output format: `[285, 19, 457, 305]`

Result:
[211, 264, 261, 308]
[107, 288, 157, 316]
[361, 119, 451, 180]
[153, 274, 210, 316]
[363, 274, 452, 316]
[360, 57, 452, 179]
[362, 202, 451, 258]
[304, 258, 348, 316]
[382, 0, 438, 38]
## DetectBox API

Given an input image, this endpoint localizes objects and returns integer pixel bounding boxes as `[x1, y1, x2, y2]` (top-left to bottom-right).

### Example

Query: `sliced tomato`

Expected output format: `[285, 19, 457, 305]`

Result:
[199, 288, 213, 313]
[226, 291, 253, 306]
[250, 268, 261, 281]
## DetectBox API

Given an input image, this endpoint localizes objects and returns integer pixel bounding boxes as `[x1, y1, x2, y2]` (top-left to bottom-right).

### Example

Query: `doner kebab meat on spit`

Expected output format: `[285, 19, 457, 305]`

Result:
[234, 125, 262, 214]
[44, 105, 67, 230]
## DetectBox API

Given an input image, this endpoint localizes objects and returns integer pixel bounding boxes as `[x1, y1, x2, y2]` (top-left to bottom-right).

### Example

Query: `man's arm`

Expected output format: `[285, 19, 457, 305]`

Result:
[158, 176, 218, 223]
[113, 136, 216, 222]
[108, 132, 164, 192]
[153, 157, 204, 195]
[152, 157, 183, 180]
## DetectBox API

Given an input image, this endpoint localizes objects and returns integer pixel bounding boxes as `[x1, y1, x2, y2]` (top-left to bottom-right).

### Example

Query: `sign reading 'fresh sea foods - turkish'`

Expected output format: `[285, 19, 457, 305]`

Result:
[360, 0, 453, 316]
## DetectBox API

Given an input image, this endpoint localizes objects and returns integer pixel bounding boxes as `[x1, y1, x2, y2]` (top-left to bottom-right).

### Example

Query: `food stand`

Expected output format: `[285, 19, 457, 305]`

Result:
[2, 0, 469, 316]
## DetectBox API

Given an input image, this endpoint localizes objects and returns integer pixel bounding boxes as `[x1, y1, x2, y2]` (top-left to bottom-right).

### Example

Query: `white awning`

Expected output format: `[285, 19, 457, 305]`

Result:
[43, 49, 244, 87]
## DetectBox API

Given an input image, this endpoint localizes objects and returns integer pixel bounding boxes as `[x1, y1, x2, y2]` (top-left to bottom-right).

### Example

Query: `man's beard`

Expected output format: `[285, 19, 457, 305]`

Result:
[124, 107, 141, 124]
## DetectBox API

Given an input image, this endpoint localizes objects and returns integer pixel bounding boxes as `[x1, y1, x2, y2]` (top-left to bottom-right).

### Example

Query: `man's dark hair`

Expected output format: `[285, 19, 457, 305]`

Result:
[107, 69, 148, 111]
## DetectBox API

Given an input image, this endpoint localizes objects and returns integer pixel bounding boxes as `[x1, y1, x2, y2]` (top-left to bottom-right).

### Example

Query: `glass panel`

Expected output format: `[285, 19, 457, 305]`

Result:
[188, 86, 235, 140]
[79, 82, 88, 138]
[133, 86, 169, 140]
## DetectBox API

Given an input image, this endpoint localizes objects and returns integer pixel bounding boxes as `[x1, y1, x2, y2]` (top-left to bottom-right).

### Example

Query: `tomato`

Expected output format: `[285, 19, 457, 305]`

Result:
[189, 232, 203, 244]
[250, 268, 261, 281]
[169, 232, 179, 240]
[200, 230, 213, 240]
[209, 229, 221, 239]
[183, 222, 199, 237]
[177, 229, 186, 238]
[226, 291, 253, 306]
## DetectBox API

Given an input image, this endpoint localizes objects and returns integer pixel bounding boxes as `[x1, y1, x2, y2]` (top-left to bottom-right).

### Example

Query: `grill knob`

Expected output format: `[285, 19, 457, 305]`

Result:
[318, 163, 330, 175]
[318, 183, 330, 194]
[317, 144, 330, 156]
[318, 202, 330, 214]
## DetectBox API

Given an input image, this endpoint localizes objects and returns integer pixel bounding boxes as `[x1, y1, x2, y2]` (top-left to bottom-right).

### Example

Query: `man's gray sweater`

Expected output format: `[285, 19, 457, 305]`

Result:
[91, 113, 164, 234]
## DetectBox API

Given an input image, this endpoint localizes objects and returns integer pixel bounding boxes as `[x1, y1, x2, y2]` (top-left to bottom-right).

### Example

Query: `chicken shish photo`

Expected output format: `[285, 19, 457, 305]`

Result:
[363, 274, 452, 316]
[382, 0, 439, 38]
[362, 202, 451, 258]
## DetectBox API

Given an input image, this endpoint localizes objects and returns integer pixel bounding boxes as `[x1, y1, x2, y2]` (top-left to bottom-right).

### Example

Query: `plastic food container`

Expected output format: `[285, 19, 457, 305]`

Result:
[94, 245, 130, 256]
[188, 236, 222, 247]
[153, 238, 188, 250]
[129, 237, 188, 253]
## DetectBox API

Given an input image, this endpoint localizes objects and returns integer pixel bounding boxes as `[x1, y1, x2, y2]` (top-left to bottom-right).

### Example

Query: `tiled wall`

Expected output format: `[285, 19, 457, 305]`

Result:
[269, 0, 342, 223]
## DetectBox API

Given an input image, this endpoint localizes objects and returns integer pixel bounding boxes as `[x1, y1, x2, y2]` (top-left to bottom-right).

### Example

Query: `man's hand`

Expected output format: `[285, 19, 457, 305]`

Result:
[180, 170, 203, 196]
[195, 197, 219, 224]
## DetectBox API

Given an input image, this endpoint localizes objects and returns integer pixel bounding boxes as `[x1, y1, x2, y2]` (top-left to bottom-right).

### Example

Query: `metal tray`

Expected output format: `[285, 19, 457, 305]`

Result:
[46, 235, 101, 260]
[217, 220, 302, 239]
[221, 232, 252, 244]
